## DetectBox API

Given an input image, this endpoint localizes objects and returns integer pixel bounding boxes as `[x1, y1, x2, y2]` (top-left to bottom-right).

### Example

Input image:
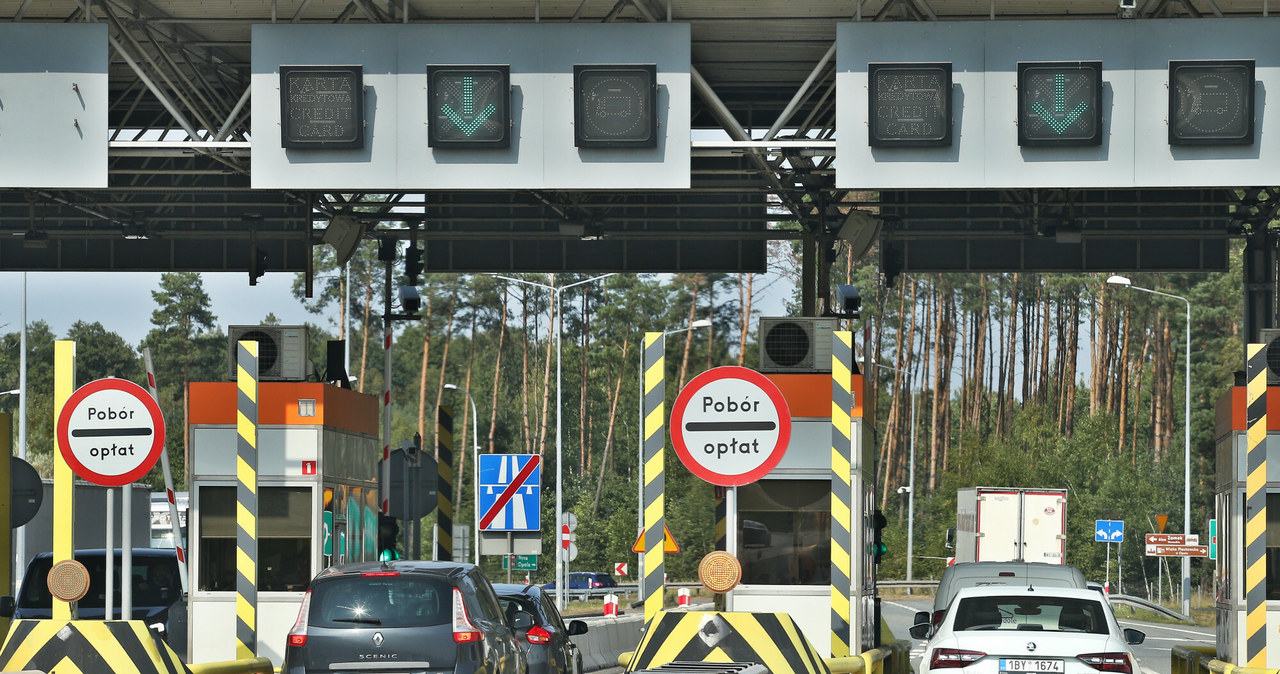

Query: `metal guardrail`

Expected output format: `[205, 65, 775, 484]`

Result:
[825, 640, 913, 674]
[1171, 645, 1223, 674]
[1105, 593, 1194, 623]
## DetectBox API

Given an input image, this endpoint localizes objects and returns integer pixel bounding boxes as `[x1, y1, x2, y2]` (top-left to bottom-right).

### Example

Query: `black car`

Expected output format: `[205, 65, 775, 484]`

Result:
[494, 583, 588, 674]
[1, 549, 186, 655]
[283, 560, 530, 674]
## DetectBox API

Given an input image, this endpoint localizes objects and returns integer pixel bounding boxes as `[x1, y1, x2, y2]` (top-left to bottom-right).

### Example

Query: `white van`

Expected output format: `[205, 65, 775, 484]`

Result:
[914, 561, 1088, 635]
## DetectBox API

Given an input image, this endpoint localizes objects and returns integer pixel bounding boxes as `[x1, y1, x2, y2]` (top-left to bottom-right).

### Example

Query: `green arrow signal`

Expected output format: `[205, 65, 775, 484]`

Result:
[442, 76, 497, 137]
[1032, 72, 1089, 135]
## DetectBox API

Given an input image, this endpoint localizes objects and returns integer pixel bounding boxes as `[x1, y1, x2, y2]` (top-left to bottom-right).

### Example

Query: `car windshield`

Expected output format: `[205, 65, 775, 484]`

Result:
[309, 574, 450, 629]
[19, 554, 178, 610]
[953, 595, 1109, 634]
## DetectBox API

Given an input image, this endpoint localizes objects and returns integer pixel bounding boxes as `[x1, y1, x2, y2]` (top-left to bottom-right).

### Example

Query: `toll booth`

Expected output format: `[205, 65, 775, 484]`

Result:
[725, 322, 875, 657]
[1213, 385, 1280, 666]
[187, 381, 380, 665]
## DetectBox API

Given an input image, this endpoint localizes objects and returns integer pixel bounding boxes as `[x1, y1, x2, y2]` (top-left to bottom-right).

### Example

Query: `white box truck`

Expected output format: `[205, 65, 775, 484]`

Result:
[954, 487, 1067, 564]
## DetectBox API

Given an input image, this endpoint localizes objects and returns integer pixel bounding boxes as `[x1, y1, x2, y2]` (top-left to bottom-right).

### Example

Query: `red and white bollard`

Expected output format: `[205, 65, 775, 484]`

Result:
[603, 594, 619, 617]
[677, 588, 691, 607]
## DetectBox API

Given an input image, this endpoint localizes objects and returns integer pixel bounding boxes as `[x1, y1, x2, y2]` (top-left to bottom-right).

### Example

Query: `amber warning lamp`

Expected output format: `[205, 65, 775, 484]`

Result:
[698, 551, 743, 593]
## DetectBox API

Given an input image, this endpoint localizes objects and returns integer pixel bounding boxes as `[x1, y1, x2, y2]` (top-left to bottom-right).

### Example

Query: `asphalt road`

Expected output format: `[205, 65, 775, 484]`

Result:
[880, 596, 1214, 674]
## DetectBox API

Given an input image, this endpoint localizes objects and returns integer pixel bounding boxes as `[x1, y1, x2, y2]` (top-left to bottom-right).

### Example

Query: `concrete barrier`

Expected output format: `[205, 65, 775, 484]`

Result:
[573, 613, 646, 671]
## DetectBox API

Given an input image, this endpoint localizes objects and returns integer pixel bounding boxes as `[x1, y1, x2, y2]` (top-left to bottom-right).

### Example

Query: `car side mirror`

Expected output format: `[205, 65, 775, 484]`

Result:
[0, 596, 14, 618]
[914, 611, 931, 626]
[568, 620, 588, 636]
[908, 623, 931, 640]
[512, 611, 535, 630]
[1123, 628, 1145, 645]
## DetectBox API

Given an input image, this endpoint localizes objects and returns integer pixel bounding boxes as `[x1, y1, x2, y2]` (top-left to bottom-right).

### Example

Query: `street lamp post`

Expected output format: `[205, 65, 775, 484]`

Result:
[636, 319, 712, 607]
[492, 273, 615, 609]
[444, 384, 480, 565]
[1106, 274, 1191, 615]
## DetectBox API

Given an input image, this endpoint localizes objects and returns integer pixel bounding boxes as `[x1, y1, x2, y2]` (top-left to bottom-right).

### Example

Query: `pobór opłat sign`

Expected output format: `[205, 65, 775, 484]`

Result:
[56, 378, 166, 487]
[670, 366, 791, 487]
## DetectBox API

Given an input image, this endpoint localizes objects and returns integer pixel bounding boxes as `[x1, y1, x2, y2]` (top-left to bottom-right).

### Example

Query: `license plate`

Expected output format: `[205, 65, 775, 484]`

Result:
[1000, 659, 1064, 673]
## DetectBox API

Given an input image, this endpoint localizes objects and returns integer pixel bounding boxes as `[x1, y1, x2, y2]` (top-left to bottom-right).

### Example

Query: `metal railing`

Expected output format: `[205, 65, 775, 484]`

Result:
[826, 640, 913, 674]
[1170, 645, 1220, 674]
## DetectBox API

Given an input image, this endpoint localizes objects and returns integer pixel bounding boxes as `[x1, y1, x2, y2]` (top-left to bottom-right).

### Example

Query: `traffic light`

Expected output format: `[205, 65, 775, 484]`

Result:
[1016, 61, 1102, 147]
[377, 515, 401, 561]
[249, 246, 269, 286]
[872, 509, 888, 564]
[427, 65, 511, 148]
[405, 245, 423, 286]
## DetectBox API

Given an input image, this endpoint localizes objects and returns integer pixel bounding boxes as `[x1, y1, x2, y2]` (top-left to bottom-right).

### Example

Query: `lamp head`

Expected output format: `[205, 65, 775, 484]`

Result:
[444, 384, 459, 391]
[690, 319, 712, 329]
[1106, 275, 1132, 287]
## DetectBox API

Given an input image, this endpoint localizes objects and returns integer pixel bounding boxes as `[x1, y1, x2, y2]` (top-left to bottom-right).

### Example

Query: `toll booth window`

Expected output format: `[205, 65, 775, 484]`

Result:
[1266, 493, 1280, 599]
[737, 479, 831, 585]
[199, 486, 312, 592]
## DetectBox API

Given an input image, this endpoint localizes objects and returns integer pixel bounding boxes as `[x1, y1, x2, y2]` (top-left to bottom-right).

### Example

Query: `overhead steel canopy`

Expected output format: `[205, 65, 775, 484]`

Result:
[0, 0, 1274, 280]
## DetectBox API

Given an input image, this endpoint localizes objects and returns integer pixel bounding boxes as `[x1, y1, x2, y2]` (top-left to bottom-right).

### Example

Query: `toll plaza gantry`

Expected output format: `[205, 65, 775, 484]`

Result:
[1, 0, 1280, 672]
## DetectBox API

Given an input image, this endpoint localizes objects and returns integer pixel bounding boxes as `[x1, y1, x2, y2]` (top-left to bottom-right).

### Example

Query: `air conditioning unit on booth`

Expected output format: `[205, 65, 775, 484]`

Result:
[1261, 328, 1280, 385]
[228, 325, 310, 382]
[758, 317, 837, 374]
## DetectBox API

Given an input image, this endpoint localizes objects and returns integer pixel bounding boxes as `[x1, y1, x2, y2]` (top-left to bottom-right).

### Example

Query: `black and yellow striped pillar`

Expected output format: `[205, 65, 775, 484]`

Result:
[236, 340, 259, 659]
[642, 331, 666, 624]
[436, 405, 454, 562]
[1245, 343, 1267, 667]
[830, 331, 854, 657]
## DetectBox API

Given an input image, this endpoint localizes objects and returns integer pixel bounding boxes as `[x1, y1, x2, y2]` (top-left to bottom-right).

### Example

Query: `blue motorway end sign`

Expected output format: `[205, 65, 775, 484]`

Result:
[478, 454, 541, 532]
[1095, 519, 1124, 542]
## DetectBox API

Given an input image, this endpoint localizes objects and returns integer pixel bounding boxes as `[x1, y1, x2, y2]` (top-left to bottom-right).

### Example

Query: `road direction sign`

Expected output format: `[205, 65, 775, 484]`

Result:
[615, 562, 628, 576]
[502, 554, 537, 571]
[1145, 533, 1198, 546]
[478, 454, 541, 531]
[1145, 543, 1209, 558]
[56, 378, 165, 486]
[1094, 519, 1124, 542]
[669, 366, 791, 487]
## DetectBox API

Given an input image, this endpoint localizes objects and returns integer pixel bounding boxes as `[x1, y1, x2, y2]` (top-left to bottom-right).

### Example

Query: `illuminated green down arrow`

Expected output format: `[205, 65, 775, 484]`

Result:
[1031, 72, 1089, 135]
[441, 76, 496, 137]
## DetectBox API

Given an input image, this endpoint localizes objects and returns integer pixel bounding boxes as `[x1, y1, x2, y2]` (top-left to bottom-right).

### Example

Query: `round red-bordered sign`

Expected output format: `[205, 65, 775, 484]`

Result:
[56, 378, 166, 487]
[670, 366, 791, 487]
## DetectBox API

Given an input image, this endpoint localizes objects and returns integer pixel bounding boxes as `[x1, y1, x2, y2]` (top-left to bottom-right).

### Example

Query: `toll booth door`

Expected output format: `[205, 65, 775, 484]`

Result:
[975, 491, 1021, 562]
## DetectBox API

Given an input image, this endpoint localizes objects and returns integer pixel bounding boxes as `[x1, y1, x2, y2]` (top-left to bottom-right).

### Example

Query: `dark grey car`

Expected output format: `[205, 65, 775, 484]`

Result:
[282, 560, 530, 674]
[494, 583, 588, 674]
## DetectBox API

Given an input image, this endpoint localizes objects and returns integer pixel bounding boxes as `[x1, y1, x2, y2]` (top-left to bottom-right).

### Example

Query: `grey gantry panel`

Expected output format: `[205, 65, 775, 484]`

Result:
[878, 188, 1237, 274]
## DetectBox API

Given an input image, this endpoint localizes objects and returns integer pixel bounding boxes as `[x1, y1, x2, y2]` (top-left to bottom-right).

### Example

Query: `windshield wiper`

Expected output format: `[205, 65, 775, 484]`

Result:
[333, 617, 382, 625]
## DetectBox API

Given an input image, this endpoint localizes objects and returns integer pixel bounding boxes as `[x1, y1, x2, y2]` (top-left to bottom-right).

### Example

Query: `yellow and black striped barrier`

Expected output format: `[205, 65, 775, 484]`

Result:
[626, 610, 831, 674]
[236, 340, 258, 659]
[642, 332, 667, 624]
[0, 619, 192, 674]
[830, 331, 854, 657]
[1245, 343, 1267, 667]
[437, 405, 454, 561]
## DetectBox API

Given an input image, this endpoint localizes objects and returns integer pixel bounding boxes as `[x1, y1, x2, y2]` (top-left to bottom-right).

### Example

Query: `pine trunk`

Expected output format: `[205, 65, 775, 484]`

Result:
[593, 330, 632, 513]
[488, 296, 508, 453]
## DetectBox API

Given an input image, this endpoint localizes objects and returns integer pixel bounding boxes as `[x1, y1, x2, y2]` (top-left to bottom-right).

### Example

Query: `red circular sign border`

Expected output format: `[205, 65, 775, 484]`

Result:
[56, 378, 166, 487]
[670, 366, 791, 487]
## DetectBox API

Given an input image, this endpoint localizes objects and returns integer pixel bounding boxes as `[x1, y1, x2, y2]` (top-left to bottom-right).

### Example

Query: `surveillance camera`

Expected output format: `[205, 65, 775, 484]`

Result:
[1118, 0, 1136, 7]
[835, 284, 861, 317]
[897, 486, 912, 494]
[398, 285, 421, 314]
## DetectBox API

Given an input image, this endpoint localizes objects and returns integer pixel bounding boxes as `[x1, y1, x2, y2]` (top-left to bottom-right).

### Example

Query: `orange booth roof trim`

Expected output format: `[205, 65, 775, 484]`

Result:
[188, 381, 379, 435]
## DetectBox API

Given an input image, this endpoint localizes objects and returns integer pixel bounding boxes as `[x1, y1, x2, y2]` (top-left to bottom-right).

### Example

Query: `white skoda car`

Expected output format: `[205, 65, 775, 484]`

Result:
[909, 586, 1145, 674]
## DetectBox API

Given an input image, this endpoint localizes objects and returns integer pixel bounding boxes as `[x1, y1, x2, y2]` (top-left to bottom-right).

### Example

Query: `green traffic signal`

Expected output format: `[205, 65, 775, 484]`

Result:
[379, 549, 401, 561]
[872, 508, 888, 564]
